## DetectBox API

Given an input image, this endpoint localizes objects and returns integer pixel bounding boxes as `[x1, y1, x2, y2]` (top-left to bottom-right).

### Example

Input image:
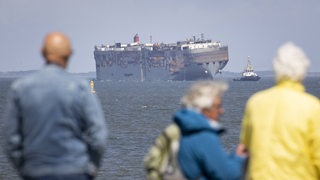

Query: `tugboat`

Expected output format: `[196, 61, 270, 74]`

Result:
[233, 56, 261, 81]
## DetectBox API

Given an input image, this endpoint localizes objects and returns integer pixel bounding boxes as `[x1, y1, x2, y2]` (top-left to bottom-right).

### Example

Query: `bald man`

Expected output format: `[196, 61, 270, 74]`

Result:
[42, 32, 72, 68]
[4, 32, 107, 180]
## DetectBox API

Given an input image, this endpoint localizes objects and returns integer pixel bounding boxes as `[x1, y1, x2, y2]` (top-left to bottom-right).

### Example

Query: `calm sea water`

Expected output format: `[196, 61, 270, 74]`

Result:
[0, 76, 319, 180]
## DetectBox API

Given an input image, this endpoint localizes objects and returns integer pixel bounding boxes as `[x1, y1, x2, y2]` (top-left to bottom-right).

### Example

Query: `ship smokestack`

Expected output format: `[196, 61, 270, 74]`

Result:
[134, 33, 140, 43]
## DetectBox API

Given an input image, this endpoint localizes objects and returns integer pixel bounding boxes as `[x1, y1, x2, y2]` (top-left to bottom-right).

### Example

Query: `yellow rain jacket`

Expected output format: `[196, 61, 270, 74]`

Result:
[240, 80, 320, 180]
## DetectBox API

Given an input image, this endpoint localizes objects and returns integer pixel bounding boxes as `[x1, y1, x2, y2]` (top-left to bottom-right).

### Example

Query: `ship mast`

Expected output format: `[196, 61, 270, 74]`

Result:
[246, 56, 253, 71]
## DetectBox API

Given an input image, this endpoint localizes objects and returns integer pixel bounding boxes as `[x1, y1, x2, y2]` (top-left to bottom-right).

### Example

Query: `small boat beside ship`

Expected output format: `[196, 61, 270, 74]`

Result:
[233, 56, 260, 81]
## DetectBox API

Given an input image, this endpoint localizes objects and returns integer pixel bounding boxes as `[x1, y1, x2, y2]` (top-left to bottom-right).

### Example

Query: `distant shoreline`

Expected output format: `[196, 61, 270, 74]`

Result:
[0, 71, 96, 79]
[1, 71, 320, 78]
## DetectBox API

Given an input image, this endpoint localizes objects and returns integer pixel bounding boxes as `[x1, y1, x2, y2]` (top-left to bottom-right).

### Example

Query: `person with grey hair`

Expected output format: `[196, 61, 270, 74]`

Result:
[161, 81, 247, 179]
[240, 42, 320, 179]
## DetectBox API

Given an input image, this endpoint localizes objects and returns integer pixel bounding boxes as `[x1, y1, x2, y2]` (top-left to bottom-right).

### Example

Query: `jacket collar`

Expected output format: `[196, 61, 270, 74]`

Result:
[208, 119, 226, 134]
[276, 79, 305, 92]
[174, 109, 226, 135]
[45, 63, 65, 70]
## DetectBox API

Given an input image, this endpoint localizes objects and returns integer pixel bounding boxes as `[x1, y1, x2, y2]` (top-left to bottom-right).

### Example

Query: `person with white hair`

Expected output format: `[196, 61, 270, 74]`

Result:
[240, 42, 320, 179]
[173, 81, 247, 179]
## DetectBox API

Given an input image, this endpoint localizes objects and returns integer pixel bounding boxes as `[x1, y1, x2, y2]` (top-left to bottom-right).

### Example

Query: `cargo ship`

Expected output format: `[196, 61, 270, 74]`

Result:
[94, 34, 229, 81]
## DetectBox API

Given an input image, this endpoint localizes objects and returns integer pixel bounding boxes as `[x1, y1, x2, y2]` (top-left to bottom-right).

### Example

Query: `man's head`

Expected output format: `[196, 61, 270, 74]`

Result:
[41, 32, 72, 68]
[181, 81, 228, 121]
[273, 42, 310, 82]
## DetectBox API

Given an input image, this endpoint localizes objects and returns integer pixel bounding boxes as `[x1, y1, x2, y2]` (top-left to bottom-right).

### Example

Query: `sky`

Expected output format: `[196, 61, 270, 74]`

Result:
[1, 0, 319, 73]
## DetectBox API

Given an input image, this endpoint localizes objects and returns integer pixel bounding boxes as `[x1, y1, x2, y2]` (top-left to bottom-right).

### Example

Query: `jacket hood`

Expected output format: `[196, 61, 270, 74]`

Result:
[173, 109, 225, 135]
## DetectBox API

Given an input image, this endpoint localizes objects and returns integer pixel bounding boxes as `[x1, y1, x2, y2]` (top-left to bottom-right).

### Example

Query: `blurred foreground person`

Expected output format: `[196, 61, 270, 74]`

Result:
[240, 42, 320, 179]
[145, 81, 247, 180]
[3, 32, 107, 180]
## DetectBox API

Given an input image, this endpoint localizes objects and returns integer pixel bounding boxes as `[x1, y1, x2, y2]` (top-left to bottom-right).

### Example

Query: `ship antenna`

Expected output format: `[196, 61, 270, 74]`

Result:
[247, 56, 253, 71]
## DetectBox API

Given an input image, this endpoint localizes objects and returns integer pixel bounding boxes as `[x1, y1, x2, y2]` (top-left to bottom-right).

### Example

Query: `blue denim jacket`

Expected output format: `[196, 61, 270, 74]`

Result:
[4, 64, 107, 177]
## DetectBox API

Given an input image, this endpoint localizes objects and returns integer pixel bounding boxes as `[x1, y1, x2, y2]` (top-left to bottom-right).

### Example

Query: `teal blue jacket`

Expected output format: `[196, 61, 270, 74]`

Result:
[174, 109, 244, 180]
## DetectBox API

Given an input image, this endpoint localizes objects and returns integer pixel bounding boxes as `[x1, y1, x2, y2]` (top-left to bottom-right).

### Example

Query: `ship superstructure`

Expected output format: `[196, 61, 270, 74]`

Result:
[94, 34, 229, 81]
